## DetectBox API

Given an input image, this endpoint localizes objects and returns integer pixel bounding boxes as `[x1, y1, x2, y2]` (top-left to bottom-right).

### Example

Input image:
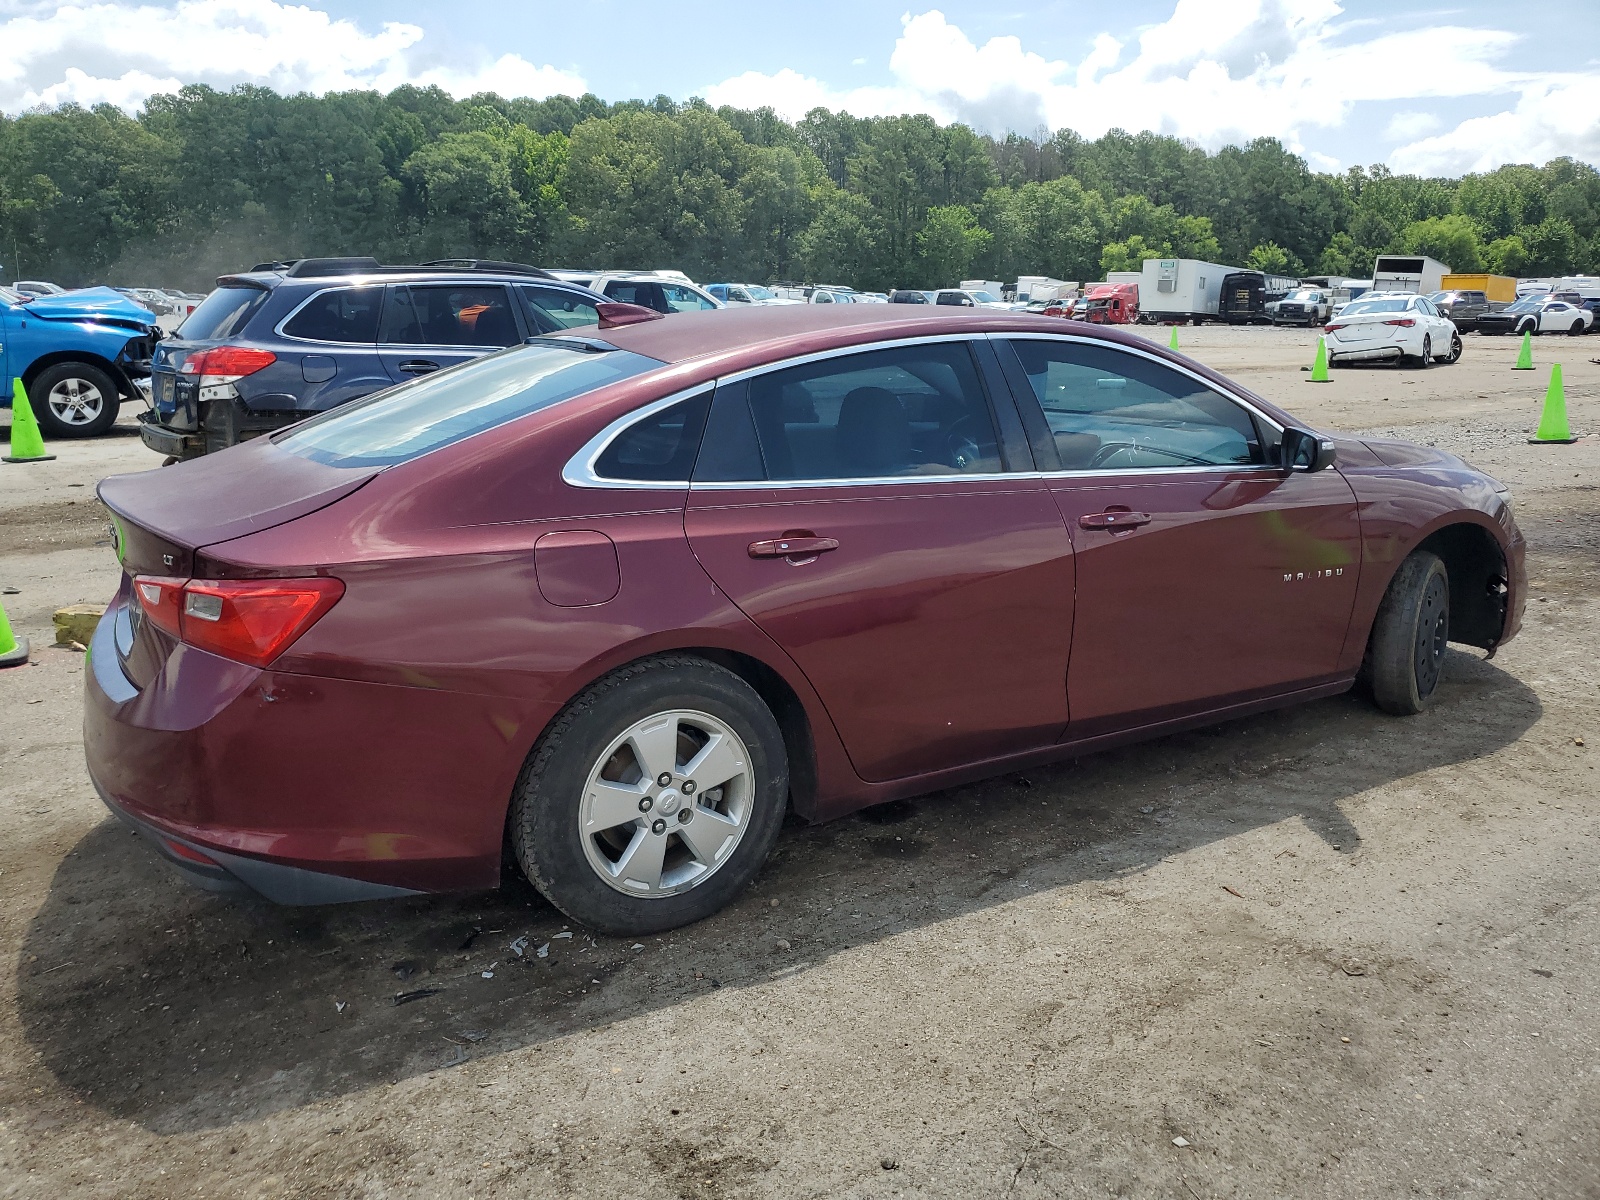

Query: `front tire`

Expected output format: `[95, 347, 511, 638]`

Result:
[1571, 321, 1586, 336]
[1443, 332, 1463, 364]
[29, 362, 121, 438]
[1364, 551, 1450, 715]
[510, 656, 789, 935]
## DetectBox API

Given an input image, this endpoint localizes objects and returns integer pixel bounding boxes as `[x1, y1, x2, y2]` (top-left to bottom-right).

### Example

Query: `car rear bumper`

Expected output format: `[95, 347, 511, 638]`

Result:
[1326, 343, 1404, 362]
[136, 411, 197, 457]
[83, 601, 525, 903]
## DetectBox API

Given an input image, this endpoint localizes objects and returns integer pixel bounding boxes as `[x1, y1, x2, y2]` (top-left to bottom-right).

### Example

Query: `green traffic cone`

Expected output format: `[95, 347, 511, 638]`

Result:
[1513, 329, 1533, 370]
[4, 379, 56, 463]
[1168, 325, 1180, 351]
[1308, 335, 1331, 383]
[0, 597, 28, 668]
[1529, 364, 1577, 444]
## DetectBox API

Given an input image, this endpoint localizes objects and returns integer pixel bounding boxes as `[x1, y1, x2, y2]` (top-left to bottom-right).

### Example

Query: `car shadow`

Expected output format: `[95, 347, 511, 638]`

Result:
[17, 649, 1540, 1134]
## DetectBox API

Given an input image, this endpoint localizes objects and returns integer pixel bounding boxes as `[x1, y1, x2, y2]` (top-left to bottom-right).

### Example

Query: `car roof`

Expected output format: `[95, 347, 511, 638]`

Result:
[217, 269, 602, 295]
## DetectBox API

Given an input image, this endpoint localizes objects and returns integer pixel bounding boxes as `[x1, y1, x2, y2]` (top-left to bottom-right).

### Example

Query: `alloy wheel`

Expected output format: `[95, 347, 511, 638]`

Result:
[46, 377, 106, 426]
[1413, 572, 1449, 699]
[578, 709, 755, 897]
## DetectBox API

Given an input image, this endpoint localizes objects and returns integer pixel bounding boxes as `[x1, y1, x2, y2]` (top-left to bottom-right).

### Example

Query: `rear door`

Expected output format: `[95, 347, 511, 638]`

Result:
[274, 285, 391, 412]
[997, 334, 1361, 737]
[377, 283, 524, 381]
[683, 337, 1075, 783]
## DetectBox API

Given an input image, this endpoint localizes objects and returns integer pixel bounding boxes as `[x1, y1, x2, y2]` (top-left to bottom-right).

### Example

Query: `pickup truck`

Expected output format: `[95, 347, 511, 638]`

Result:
[0, 285, 161, 437]
[1272, 287, 1333, 326]
[1428, 289, 1491, 332]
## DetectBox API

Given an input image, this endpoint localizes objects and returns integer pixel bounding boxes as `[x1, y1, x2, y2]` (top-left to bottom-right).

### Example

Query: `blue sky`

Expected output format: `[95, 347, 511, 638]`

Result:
[2, 0, 1596, 175]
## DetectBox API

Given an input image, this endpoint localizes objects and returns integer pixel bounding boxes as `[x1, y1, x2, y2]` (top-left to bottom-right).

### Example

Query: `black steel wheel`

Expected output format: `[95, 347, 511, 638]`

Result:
[1363, 551, 1450, 715]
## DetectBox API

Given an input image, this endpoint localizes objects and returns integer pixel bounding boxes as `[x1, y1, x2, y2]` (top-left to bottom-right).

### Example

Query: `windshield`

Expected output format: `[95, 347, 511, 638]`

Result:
[0, 285, 23, 304]
[971, 291, 999, 303]
[178, 285, 271, 340]
[277, 341, 664, 468]
[1505, 300, 1539, 313]
[746, 285, 776, 301]
[1342, 298, 1413, 315]
[1288, 289, 1321, 301]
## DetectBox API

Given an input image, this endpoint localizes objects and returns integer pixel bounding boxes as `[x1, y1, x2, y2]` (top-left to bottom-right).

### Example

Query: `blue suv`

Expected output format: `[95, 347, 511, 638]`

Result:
[1, 284, 162, 437]
[140, 259, 609, 459]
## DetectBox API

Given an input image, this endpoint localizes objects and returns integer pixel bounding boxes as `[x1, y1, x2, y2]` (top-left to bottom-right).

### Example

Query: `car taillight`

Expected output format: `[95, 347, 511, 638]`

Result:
[1383, 318, 1416, 328]
[177, 346, 277, 382]
[133, 575, 343, 667]
[1323, 323, 1345, 332]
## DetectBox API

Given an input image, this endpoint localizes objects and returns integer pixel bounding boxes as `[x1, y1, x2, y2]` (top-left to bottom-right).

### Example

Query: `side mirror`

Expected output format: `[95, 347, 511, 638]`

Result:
[1281, 427, 1336, 472]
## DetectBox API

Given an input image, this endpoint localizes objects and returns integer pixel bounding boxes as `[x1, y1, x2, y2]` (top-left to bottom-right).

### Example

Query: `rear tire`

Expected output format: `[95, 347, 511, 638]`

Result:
[1411, 334, 1432, 369]
[1571, 321, 1586, 336]
[510, 656, 789, 935]
[28, 362, 121, 438]
[1364, 551, 1450, 716]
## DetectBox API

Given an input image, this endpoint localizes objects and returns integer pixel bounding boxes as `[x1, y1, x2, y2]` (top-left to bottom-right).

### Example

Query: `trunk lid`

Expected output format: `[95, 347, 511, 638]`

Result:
[98, 438, 377, 688]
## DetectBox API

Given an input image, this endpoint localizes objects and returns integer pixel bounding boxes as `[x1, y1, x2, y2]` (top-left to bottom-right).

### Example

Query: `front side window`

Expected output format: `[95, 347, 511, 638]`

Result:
[278, 343, 662, 468]
[382, 285, 518, 347]
[726, 341, 1002, 481]
[1007, 339, 1264, 470]
[522, 284, 600, 332]
[282, 287, 382, 343]
[662, 283, 717, 312]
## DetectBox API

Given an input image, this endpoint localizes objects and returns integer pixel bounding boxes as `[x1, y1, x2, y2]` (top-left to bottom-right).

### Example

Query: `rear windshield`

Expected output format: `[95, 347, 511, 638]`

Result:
[179, 286, 271, 340]
[1342, 298, 1412, 315]
[277, 342, 663, 468]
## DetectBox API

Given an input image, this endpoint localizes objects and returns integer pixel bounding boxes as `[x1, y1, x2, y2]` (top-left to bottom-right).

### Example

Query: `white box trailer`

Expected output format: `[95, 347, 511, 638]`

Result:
[1372, 255, 1451, 295]
[1014, 275, 1075, 303]
[960, 280, 1007, 299]
[1138, 258, 1237, 323]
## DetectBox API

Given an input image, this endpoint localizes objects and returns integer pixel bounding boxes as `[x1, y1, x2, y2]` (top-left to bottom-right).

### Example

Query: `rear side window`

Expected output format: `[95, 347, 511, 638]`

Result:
[522, 285, 600, 332]
[1007, 339, 1262, 470]
[602, 281, 664, 311]
[382, 285, 519, 347]
[278, 343, 662, 468]
[178, 286, 270, 340]
[282, 287, 382, 343]
[594, 395, 711, 482]
[729, 342, 1001, 481]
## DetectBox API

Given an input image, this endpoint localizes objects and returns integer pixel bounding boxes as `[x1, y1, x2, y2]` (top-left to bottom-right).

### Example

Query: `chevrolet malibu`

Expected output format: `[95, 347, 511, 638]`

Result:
[87, 305, 1525, 934]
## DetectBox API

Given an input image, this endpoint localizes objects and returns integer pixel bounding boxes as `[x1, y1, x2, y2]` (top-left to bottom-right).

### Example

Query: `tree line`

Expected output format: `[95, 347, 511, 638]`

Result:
[2, 84, 1597, 293]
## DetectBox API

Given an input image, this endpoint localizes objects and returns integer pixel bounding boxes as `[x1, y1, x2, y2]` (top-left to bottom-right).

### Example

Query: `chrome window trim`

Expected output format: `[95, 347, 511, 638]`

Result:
[562, 384, 715, 490]
[272, 283, 386, 346]
[562, 330, 1292, 491]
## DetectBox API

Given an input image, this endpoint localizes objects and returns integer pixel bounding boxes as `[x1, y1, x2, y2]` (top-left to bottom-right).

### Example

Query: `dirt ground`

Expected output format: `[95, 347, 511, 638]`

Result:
[1, 326, 1597, 1199]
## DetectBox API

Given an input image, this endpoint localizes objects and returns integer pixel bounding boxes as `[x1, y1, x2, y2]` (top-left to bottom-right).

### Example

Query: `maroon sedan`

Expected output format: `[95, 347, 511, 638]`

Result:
[87, 305, 1525, 933]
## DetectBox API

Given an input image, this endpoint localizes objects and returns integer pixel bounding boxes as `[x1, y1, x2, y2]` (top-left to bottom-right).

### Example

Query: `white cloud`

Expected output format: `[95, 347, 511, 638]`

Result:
[702, 3, 1599, 172]
[1390, 82, 1600, 175]
[1383, 111, 1441, 142]
[0, 0, 585, 113]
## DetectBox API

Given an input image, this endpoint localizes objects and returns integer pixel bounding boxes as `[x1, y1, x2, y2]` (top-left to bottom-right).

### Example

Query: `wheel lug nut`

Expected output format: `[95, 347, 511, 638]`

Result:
[679, 808, 693, 823]
[681, 780, 696, 795]
[657, 772, 672, 787]
[651, 818, 667, 835]
[638, 797, 653, 813]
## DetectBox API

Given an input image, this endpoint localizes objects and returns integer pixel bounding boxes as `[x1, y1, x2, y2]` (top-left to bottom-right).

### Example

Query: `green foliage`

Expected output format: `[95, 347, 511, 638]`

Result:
[1246, 242, 1295, 275]
[1, 86, 1596, 290]
[1400, 214, 1484, 273]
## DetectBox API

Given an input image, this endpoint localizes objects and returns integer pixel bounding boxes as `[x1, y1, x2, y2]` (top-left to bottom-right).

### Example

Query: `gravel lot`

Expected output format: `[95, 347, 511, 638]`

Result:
[1, 325, 1597, 1198]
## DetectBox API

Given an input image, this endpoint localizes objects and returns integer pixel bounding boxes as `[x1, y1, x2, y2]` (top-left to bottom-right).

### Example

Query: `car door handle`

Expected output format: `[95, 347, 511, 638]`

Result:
[748, 536, 840, 559]
[396, 359, 440, 375]
[1078, 511, 1152, 530]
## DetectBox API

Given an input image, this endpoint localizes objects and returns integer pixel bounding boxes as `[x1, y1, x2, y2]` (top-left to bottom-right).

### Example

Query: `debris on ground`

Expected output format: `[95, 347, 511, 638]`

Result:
[335, 1001, 346, 1014]
[1172, 1136, 1190, 1147]
[392, 987, 443, 1006]
[1222, 885, 1244, 898]
[52, 603, 105, 647]
[775, 939, 791, 952]
[391, 960, 418, 981]
[536, 943, 550, 958]
[509, 935, 530, 957]
[553, 931, 573, 940]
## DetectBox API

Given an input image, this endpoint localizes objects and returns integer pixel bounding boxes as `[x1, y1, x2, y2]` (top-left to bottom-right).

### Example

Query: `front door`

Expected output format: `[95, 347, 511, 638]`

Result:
[377, 283, 523, 382]
[685, 339, 1075, 783]
[998, 335, 1361, 737]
